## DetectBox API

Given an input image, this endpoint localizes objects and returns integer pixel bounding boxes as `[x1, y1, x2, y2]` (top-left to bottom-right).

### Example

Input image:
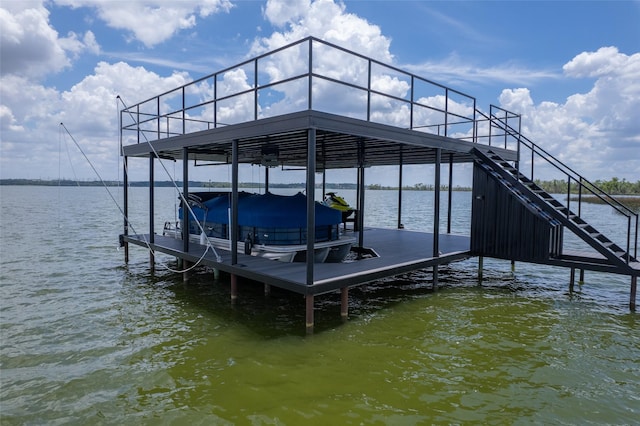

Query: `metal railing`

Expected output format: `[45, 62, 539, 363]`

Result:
[479, 106, 638, 264]
[120, 36, 479, 145]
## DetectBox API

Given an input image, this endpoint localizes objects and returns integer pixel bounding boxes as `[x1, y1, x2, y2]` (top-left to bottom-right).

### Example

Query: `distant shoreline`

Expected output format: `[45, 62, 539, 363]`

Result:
[0, 179, 471, 191]
[2, 178, 638, 195]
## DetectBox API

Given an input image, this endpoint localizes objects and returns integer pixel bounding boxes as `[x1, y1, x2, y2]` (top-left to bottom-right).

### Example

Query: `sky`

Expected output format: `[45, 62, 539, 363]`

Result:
[1, 0, 639, 187]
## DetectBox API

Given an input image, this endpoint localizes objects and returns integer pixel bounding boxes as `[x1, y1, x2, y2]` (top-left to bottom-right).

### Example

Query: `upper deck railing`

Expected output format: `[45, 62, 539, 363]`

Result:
[120, 36, 519, 149]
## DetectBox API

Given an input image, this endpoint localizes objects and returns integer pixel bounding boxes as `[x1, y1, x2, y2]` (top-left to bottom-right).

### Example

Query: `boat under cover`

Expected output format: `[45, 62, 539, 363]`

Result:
[165, 192, 354, 262]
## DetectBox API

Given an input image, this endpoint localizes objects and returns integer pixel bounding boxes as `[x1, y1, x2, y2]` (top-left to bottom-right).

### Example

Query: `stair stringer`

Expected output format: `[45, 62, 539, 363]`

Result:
[471, 148, 636, 272]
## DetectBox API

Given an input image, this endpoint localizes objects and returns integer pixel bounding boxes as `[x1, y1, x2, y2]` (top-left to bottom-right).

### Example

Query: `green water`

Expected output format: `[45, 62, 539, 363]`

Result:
[1, 186, 638, 424]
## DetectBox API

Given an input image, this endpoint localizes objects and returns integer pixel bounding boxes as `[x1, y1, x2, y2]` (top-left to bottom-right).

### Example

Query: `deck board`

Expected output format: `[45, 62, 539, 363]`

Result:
[123, 228, 471, 295]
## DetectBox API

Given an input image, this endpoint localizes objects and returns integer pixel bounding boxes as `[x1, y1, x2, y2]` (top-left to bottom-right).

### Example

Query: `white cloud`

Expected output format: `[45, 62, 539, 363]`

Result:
[404, 54, 559, 87]
[0, 3, 68, 77]
[0, 62, 193, 180]
[562, 46, 634, 78]
[263, 0, 310, 27]
[59, 30, 101, 57]
[56, 0, 234, 47]
[0, 104, 24, 132]
[253, 0, 392, 63]
[0, 1, 101, 78]
[239, 0, 398, 122]
[497, 47, 640, 182]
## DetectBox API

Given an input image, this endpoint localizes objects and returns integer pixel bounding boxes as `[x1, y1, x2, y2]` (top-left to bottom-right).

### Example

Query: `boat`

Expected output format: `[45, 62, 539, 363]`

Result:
[163, 191, 355, 263]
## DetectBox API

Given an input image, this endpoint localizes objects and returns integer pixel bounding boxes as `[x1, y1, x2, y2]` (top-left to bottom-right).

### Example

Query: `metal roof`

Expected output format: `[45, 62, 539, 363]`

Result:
[121, 110, 518, 169]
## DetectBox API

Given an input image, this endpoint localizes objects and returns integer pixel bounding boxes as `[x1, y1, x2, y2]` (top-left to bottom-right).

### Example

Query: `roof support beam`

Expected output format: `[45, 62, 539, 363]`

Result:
[182, 147, 189, 254]
[433, 148, 442, 288]
[306, 128, 316, 285]
[231, 139, 239, 265]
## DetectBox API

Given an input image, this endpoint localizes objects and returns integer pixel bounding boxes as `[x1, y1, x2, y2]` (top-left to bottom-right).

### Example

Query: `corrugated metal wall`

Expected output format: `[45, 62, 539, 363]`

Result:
[471, 164, 563, 262]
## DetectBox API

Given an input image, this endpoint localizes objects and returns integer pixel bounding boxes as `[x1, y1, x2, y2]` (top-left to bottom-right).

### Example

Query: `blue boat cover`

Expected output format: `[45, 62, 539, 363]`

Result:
[181, 192, 342, 227]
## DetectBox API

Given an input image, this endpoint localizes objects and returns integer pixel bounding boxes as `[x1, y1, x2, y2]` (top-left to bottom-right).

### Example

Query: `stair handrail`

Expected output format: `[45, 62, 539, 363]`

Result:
[475, 106, 638, 262]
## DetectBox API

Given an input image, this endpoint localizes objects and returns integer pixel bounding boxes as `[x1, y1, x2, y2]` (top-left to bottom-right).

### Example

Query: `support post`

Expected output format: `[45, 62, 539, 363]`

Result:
[478, 256, 484, 284]
[306, 128, 316, 286]
[398, 146, 403, 229]
[322, 167, 326, 199]
[357, 137, 366, 243]
[305, 294, 314, 334]
[447, 153, 453, 234]
[357, 165, 366, 255]
[123, 156, 129, 263]
[264, 166, 269, 193]
[231, 140, 239, 265]
[433, 265, 439, 291]
[340, 287, 349, 321]
[511, 260, 515, 272]
[433, 149, 441, 290]
[433, 148, 441, 259]
[264, 283, 271, 296]
[182, 148, 189, 254]
[579, 269, 585, 285]
[149, 153, 155, 271]
[569, 268, 575, 293]
[631, 276, 637, 311]
[231, 273, 238, 303]
[183, 260, 190, 283]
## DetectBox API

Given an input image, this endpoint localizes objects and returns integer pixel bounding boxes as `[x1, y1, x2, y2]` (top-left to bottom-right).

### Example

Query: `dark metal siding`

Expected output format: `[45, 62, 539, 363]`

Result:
[471, 164, 562, 262]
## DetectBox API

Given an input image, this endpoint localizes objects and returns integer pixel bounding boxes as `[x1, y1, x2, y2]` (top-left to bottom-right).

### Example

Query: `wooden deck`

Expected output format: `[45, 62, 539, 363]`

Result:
[123, 228, 471, 295]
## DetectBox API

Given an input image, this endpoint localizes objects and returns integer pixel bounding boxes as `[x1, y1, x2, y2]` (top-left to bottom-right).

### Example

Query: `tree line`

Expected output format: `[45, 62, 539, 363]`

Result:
[3, 178, 637, 194]
[534, 177, 640, 195]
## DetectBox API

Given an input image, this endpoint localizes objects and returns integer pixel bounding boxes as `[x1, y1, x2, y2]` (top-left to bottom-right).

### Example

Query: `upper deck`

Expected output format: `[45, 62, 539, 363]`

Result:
[119, 36, 521, 166]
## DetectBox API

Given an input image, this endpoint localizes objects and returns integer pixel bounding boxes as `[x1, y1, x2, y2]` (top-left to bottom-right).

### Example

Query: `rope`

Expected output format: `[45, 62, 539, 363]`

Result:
[116, 96, 223, 263]
[59, 122, 215, 274]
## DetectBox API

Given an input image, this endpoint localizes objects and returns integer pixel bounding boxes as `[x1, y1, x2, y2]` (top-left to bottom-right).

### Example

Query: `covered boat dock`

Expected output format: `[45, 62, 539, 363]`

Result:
[119, 37, 638, 332]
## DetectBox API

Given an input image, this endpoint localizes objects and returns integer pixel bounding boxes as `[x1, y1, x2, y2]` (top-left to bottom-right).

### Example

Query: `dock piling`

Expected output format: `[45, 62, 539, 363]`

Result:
[570, 268, 575, 293]
[631, 276, 637, 311]
[433, 265, 439, 291]
[231, 274, 238, 303]
[306, 295, 314, 334]
[478, 256, 484, 285]
[182, 261, 190, 283]
[340, 287, 349, 320]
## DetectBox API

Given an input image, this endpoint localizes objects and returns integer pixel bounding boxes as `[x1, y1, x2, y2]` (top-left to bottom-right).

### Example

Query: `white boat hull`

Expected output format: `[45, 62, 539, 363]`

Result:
[162, 226, 354, 263]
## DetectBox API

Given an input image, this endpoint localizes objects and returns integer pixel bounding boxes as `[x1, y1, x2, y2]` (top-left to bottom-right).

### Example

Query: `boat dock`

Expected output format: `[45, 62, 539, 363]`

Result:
[123, 228, 471, 294]
[119, 37, 638, 332]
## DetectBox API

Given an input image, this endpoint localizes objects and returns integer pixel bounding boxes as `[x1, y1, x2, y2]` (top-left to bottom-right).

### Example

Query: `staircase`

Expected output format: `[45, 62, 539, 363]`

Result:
[472, 148, 637, 274]
[469, 106, 638, 276]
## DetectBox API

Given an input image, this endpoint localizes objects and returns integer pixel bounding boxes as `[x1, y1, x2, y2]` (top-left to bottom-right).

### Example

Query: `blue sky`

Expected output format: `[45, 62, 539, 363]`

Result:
[1, 0, 639, 186]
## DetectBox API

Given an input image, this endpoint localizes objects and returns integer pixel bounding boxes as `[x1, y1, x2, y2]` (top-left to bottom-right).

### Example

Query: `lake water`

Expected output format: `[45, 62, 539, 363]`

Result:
[1, 185, 638, 424]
